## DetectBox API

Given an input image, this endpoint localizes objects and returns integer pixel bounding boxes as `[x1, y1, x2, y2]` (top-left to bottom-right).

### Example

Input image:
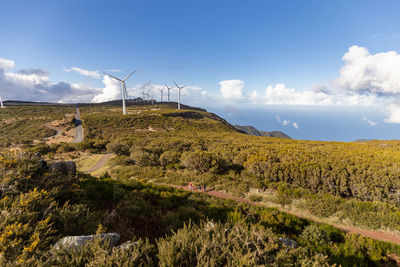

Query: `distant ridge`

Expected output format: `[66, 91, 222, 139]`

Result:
[234, 125, 291, 139]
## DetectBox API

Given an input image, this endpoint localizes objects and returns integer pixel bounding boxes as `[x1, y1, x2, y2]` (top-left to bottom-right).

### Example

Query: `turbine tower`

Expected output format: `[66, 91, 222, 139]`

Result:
[0, 96, 3, 108]
[142, 89, 146, 102]
[164, 84, 173, 102]
[104, 70, 136, 115]
[159, 87, 164, 102]
[173, 81, 186, 110]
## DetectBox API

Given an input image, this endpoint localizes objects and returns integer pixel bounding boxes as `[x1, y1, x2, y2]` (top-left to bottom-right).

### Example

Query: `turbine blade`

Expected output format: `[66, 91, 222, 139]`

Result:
[173, 81, 179, 88]
[123, 70, 136, 82]
[104, 72, 122, 81]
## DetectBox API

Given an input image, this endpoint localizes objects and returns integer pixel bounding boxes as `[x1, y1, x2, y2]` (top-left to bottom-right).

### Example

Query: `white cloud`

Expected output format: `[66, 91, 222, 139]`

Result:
[64, 66, 101, 79]
[219, 80, 244, 100]
[0, 57, 100, 103]
[0, 57, 15, 69]
[92, 75, 121, 102]
[385, 105, 400, 124]
[363, 117, 377, 126]
[248, 83, 381, 107]
[337, 45, 400, 95]
[292, 122, 299, 129]
[276, 115, 290, 126]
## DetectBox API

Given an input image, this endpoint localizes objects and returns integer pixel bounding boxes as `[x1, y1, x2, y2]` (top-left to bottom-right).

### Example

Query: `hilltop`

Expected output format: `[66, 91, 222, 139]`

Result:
[234, 125, 291, 139]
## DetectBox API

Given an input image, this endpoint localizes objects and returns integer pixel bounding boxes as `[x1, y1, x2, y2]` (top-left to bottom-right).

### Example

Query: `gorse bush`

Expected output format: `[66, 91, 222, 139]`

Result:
[38, 238, 157, 267]
[1, 152, 400, 265]
[157, 220, 330, 267]
[106, 142, 130, 156]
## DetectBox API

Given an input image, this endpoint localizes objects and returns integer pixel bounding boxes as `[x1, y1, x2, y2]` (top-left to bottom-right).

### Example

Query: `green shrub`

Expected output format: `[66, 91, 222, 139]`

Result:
[159, 151, 180, 166]
[56, 143, 75, 153]
[39, 237, 156, 266]
[249, 194, 262, 202]
[157, 220, 329, 266]
[106, 142, 130, 156]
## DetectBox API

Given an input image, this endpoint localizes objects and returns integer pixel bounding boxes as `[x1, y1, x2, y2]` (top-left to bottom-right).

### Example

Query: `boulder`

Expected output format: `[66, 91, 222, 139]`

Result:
[279, 237, 298, 248]
[117, 241, 138, 250]
[55, 233, 120, 250]
[38, 159, 47, 169]
[49, 161, 76, 175]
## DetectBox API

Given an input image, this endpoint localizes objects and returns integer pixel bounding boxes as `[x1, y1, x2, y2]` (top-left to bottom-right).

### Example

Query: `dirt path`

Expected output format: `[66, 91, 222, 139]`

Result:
[44, 122, 61, 139]
[74, 106, 83, 143]
[159, 183, 400, 245]
[86, 153, 113, 173]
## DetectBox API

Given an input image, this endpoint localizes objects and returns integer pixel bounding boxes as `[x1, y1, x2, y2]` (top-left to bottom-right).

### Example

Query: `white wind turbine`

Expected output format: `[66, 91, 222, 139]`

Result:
[0, 96, 3, 108]
[173, 81, 186, 110]
[159, 87, 164, 102]
[164, 84, 173, 102]
[104, 71, 136, 115]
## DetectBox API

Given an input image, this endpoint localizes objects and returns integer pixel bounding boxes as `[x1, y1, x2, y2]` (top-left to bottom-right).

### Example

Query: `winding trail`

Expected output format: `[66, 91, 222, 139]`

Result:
[74, 106, 83, 143]
[85, 153, 400, 245]
[44, 122, 61, 139]
[86, 153, 113, 173]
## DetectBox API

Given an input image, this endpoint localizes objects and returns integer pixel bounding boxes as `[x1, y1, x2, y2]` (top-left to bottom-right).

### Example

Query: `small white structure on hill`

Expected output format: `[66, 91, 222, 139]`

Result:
[0, 97, 3, 108]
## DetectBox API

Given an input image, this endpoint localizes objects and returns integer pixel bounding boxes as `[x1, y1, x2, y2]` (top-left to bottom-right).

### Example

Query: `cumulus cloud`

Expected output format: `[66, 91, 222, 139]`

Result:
[385, 105, 400, 124]
[247, 83, 381, 107]
[0, 57, 101, 103]
[276, 115, 290, 126]
[91, 75, 121, 102]
[64, 66, 101, 79]
[0, 57, 15, 69]
[215, 46, 400, 125]
[292, 122, 299, 129]
[337, 45, 400, 95]
[220, 80, 244, 100]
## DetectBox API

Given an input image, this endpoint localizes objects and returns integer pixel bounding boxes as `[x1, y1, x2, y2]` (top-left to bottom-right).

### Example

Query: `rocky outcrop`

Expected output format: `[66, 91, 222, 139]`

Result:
[54, 233, 120, 250]
[279, 237, 298, 248]
[49, 161, 76, 175]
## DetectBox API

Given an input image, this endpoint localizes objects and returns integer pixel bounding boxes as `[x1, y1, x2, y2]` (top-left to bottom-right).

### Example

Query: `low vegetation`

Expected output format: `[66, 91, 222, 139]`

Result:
[1, 152, 400, 266]
[3, 102, 400, 265]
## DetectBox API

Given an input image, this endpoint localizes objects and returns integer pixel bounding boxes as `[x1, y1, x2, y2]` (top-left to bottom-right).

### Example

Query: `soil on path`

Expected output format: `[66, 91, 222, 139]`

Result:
[86, 153, 113, 173]
[74, 106, 83, 143]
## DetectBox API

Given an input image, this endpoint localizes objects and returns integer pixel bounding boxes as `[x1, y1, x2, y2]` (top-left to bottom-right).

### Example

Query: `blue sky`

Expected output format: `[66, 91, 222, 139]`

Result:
[1, 0, 400, 140]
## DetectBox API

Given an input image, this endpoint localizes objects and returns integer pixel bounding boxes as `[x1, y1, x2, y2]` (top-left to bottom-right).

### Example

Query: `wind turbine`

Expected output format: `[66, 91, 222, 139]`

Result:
[142, 89, 146, 102]
[164, 84, 173, 102]
[173, 81, 186, 110]
[104, 70, 136, 115]
[0, 96, 3, 108]
[159, 87, 164, 102]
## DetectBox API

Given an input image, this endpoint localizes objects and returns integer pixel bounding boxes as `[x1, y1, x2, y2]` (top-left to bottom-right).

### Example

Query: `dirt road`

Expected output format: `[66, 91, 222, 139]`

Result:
[74, 106, 83, 143]
[86, 153, 113, 173]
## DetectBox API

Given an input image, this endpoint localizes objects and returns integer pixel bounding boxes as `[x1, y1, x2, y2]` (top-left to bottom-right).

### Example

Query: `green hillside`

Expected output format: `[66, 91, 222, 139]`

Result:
[2, 102, 400, 266]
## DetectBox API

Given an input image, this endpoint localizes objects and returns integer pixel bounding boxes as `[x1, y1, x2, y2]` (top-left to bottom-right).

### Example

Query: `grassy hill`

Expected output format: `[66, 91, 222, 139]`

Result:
[2, 102, 400, 265]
